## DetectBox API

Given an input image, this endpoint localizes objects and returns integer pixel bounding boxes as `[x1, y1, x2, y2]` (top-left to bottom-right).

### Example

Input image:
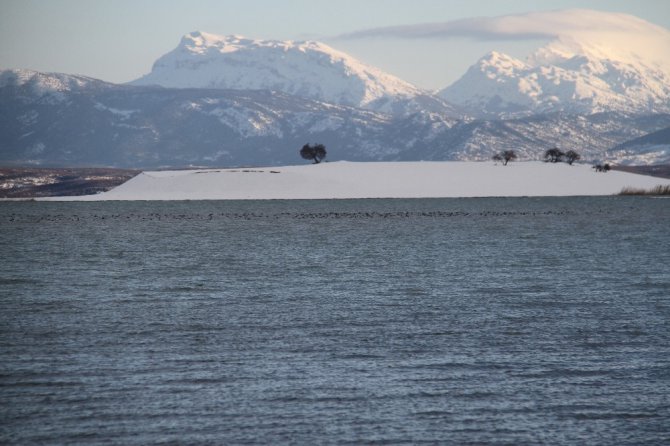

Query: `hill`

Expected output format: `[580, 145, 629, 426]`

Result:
[47, 161, 670, 201]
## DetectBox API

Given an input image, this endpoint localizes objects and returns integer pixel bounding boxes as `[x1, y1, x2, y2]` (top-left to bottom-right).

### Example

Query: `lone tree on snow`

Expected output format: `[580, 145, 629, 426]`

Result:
[501, 150, 517, 165]
[300, 143, 327, 164]
[544, 148, 565, 163]
[492, 150, 517, 165]
[565, 150, 581, 165]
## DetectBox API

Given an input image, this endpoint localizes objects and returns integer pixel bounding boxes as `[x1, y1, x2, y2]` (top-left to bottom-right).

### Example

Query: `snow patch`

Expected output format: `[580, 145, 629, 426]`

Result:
[49, 161, 670, 201]
[208, 107, 283, 138]
[94, 102, 139, 119]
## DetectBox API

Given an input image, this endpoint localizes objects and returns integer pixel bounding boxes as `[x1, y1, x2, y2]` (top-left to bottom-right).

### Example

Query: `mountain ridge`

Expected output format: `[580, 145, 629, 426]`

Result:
[439, 47, 670, 118]
[130, 31, 459, 117]
[3, 68, 670, 168]
[439, 10, 670, 118]
[607, 126, 670, 165]
[129, 23, 670, 119]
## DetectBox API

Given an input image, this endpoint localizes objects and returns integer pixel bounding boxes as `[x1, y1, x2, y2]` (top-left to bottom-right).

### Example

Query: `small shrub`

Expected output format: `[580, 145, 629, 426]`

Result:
[651, 185, 670, 195]
[619, 187, 647, 195]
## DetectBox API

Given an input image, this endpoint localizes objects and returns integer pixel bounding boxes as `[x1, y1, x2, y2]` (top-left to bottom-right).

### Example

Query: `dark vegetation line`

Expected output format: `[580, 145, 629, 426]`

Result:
[0, 168, 140, 198]
[619, 185, 670, 196]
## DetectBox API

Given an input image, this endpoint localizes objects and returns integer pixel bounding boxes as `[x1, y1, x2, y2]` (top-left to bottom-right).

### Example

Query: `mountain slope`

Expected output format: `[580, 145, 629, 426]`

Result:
[607, 126, 670, 165]
[3, 69, 670, 167]
[440, 48, 670, 118]
[1, 69, 400, 166]
[131, 31, 457, 116]
[0, 68, 116, 98]
[439, 10, 670, 118]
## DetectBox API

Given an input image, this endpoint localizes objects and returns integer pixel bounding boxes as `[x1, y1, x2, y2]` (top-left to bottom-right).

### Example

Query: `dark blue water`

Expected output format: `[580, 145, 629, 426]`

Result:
[1, 197, 669, 445]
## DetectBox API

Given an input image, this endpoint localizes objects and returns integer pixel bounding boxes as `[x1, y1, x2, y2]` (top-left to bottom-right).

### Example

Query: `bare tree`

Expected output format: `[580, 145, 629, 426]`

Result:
[565, 150, 581, 165]
[544, 148, 565, 163]
[501, 150, 517, 165]
[493, 150, 517, 165]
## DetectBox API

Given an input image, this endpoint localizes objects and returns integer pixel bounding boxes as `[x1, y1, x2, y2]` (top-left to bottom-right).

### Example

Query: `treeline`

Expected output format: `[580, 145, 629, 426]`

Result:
[493, 148, 583, 165]
[491, 148, 619, 172]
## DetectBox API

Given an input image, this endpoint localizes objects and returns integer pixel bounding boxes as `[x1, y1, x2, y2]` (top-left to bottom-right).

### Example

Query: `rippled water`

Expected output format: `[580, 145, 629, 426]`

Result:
[1, 197, 669, 445]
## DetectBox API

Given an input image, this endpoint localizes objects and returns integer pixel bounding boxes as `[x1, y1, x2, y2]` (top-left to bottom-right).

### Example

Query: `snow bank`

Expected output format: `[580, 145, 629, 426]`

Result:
[49, 161, 670, 201]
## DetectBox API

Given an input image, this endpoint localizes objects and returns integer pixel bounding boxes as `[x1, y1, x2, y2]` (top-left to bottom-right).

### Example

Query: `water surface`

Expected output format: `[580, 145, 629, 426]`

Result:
[1, 197, 669, 444]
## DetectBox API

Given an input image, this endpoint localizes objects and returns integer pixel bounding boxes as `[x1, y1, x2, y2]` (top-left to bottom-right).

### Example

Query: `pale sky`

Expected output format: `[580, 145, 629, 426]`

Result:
[1, 0, 669, 90]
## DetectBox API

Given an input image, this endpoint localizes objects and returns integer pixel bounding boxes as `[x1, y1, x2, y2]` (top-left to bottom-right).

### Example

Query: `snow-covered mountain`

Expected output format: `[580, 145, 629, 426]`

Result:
[440, 48, 670, 118]
[131, 31, 457, 116]
[3, 69, 670, 167]
[0, 68, 114, 98]
[440, 10, 670, 118]
[4, 14, 670, 168]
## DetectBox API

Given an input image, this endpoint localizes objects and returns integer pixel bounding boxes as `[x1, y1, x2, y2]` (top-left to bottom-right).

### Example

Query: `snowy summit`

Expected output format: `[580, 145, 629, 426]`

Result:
[440, 10, 670, 117]
[131, 31, 437, 114]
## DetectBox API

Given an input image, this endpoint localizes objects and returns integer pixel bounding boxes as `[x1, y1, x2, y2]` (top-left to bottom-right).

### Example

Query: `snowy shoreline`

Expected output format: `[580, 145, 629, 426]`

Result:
[39, 161, 670, 201]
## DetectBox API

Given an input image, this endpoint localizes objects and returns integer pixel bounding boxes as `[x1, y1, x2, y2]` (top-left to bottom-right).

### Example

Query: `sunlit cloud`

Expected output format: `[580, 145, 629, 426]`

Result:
[337, 9, 670, 71]
[337, 9, 668, 41]
[339, 15, 556, 41]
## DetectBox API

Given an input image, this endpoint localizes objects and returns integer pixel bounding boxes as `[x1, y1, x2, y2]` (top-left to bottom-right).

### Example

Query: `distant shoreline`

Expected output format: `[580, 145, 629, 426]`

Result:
[0, 167, 139, 199]
[3, 163, 670, 199]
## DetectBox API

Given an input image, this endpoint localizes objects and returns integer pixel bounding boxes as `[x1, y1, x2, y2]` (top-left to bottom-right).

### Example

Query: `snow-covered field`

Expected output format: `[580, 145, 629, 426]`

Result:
[47, 161, 670, 201]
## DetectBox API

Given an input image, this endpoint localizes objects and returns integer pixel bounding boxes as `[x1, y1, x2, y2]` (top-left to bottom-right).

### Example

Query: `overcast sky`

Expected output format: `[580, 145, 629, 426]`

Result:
[1, 0, 669, 90]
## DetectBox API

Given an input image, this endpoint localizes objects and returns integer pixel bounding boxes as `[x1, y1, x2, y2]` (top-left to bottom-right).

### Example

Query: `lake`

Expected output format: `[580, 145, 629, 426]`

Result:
[1, 197, 669, 445]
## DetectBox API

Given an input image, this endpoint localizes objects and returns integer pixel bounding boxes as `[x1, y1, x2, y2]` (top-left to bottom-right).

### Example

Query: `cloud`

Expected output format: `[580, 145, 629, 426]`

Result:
[337, 9, 669, 42]
[339, 16, 553, 41]
[337, 9, 670, 72]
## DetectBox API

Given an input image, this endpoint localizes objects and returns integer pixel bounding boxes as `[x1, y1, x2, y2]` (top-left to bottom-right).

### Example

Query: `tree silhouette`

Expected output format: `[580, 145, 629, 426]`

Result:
[501, 150, 517, 165]
[565, 150, 581, 165]
[544, 148, 565, 163]
[300, 143, 327, 164]
[492, 150, 517, 165]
